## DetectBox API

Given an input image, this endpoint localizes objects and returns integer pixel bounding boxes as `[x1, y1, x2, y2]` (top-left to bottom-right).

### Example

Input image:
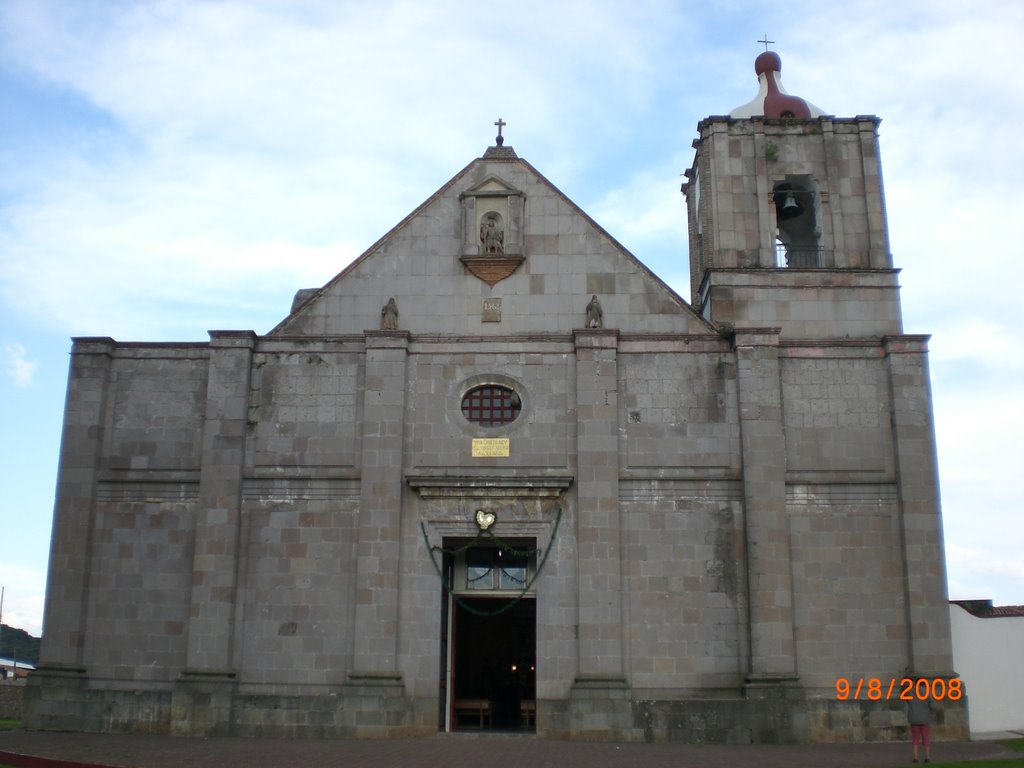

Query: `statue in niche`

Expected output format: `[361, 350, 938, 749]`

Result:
[381, 297, 399, 330]
[586, 295, 603, 328]
[479, 213, 505, 254]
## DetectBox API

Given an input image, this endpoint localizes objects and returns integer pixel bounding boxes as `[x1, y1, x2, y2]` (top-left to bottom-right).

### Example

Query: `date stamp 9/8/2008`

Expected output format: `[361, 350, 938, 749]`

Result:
[835, 677, 962, 701]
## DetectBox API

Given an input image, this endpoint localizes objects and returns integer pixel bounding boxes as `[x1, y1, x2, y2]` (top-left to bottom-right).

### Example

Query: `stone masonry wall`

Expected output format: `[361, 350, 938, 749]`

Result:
[781, 347, 909, 689]
[781, 354, 894, 475]
[108, 355, 207, 471]
[788, 489, 908, 688]
[620, 351, 739, 470]
[622, 490, 745, 691]
[83, 494, 195, 682]
[237, 489, 359, 688]
[406, 346, 571, 469]
[247, 350, 360, 469]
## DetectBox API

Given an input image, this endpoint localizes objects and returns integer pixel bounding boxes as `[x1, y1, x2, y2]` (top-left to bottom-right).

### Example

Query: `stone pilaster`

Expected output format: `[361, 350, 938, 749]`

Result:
[27, 339, 113, 729]
[182, 330, 255, 671]
[572, 328, 624, 683]
[173, 330, 254, 733]
[36, 337, 114, 670]
[349, 330, 409, 682]
[858, 117, 891, 268]
[734, 329, 798, 686]
[884, 336, 956, 677]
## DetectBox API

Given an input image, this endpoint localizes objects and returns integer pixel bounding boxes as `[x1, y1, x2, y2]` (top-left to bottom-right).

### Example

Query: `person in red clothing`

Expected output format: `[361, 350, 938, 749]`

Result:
[907, 681, 933, 763]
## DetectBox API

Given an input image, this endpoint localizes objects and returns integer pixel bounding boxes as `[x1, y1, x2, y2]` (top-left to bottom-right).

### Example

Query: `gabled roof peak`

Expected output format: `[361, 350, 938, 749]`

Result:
[483, 144, 518, 159]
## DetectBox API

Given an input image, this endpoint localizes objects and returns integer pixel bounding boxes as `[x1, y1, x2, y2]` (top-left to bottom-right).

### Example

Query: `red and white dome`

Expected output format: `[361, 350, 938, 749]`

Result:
[729, 51, 826, 119]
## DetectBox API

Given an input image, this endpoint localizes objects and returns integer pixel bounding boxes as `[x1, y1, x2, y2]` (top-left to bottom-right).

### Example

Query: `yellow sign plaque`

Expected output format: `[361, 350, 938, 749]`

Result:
[472, 438, 510, 457]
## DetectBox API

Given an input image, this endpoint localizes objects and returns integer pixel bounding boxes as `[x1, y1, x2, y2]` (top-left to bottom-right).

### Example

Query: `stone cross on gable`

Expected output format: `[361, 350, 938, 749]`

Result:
[494, 117, 506, 146]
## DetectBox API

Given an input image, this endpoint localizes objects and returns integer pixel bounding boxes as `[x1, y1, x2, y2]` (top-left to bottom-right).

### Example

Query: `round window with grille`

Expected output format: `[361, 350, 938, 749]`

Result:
[460, 384, 522, 427]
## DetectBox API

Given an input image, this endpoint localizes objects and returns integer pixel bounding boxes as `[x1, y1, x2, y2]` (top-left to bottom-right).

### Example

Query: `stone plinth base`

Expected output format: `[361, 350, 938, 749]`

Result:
[543, 676, 643, 741]
[23, 673, 967, 743]
[339, 673, 433, 738]
[171, 670, 236, 736]
[23, 665, 89, 732]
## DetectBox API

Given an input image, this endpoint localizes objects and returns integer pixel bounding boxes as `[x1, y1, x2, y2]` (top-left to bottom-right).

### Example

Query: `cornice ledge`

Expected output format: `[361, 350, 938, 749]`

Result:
[405, 472, 574, 499]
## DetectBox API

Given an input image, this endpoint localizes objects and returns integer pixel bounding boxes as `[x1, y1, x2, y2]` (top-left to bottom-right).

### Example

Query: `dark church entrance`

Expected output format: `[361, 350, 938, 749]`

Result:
[451, 597, 536, 731]
[438, 540, 537, 732]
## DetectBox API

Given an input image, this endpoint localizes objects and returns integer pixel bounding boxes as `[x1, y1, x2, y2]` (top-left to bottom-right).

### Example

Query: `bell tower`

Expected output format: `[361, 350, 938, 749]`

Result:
[679, 49, 962, 726]
[683, 50, 902, 339]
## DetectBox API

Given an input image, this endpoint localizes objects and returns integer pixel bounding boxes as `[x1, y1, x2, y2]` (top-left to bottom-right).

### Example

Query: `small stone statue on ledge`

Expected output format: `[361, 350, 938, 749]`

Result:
[381, 297, 399, 330]
[586, 295, 603, 328]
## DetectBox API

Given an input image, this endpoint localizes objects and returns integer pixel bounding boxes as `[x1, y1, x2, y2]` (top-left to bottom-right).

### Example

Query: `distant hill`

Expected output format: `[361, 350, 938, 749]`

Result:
[1, 624, 40, 665]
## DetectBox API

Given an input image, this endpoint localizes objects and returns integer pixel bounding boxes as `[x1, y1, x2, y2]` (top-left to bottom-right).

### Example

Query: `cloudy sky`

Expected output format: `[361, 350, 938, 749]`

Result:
[1, 0, 1022, 637]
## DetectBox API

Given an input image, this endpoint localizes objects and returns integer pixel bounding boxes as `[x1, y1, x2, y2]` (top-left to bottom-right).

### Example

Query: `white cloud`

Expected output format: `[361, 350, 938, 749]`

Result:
[0, 0, 699, 339]
[0, 563, 47, 636]
[945, 544, 1024, 606]
[1, 181, 362, 338]
[589, 155, 692, 247]
[3, 342, 38, 386]
[929, 321, 1024, 376]
[937, 386, 1024, 606]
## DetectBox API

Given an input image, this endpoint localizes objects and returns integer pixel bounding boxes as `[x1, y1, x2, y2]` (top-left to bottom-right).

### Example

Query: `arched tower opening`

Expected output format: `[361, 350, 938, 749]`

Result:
[773, 177, 820, 267]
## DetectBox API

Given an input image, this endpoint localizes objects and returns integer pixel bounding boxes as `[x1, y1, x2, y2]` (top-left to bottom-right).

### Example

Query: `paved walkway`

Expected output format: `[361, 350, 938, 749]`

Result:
[0, 731, 1018, 768]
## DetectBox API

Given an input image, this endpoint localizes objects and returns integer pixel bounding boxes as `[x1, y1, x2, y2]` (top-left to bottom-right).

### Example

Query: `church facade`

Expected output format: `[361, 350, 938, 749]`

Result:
[27, 52, 966, 743]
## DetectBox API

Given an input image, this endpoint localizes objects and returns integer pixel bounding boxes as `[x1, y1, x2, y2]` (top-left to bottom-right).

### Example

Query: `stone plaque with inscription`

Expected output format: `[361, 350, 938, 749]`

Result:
[482, 298, 502, 323]
[472, 437, 510, 457]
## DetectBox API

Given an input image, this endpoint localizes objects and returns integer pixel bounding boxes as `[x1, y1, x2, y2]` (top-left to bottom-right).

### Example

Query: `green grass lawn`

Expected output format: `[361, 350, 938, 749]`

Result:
[891, 741, 1024, 768]
[909, 761, 1024, 768]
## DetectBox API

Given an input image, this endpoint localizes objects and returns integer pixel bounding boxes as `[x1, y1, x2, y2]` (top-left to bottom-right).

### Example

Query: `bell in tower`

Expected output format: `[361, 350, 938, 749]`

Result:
[772, 179, 818, 267]
[682, 49, 902, 340]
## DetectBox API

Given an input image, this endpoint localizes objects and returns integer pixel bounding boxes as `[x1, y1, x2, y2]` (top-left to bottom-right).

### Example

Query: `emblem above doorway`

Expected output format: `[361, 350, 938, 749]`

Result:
[475, 509, 497, 531]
